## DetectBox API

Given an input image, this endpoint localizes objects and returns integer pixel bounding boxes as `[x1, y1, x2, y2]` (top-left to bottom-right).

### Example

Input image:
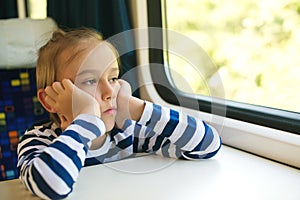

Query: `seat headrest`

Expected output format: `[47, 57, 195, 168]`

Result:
[0, 17, 57, 69]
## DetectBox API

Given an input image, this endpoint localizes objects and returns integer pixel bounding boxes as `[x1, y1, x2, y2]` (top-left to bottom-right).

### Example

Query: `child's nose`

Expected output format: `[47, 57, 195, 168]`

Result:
[100, 82, 113, 101]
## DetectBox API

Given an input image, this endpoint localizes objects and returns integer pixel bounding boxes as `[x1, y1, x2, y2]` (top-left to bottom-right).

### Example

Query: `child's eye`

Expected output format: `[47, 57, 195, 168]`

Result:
[82, 79, 97, 85]
[109, 77, 119, 83]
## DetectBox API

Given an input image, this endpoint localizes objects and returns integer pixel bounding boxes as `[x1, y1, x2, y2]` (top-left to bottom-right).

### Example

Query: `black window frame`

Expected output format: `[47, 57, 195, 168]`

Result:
[147, 0, 300, 134]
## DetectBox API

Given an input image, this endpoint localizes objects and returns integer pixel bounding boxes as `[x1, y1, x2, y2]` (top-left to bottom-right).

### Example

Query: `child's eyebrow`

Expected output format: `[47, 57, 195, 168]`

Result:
[77, 69, 99, 76]
[77, 67, 119, 76]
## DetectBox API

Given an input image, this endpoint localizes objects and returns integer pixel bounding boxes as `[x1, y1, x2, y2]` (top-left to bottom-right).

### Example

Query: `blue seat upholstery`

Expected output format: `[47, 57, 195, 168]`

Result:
[0, 68, 49, 181]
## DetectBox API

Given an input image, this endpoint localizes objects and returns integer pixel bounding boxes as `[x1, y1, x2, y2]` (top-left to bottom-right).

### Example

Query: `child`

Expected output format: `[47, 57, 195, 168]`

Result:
[17, 28, 222, 199]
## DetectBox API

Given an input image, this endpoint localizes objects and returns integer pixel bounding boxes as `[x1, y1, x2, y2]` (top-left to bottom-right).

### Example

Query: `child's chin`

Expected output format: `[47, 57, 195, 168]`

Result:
[105, 122, 115, 132]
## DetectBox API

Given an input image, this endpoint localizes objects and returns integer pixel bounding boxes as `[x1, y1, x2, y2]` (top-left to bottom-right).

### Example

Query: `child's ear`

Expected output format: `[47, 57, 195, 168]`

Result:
[37, 89, 57, 113]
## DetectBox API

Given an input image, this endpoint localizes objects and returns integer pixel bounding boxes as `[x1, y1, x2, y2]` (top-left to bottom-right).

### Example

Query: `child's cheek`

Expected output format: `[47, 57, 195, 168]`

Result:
[77, 84, 98, 97]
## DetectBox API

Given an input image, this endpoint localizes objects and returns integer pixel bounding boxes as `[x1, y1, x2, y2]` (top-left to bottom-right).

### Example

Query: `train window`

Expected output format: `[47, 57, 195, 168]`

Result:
[164, 0, 300, 112]
[147, 0, 300, 134]
[27, 0, 47, 19]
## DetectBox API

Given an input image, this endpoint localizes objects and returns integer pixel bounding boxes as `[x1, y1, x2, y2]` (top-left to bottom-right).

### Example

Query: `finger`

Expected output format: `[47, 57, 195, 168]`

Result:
[118, 79, 129, 89]
[44, 95, 57, 112]
[112, 82, 121, 98]
[118, 79, 125, 85]
[45, 86, 58, 98]
[61, 79, 74, 91]
[52, 82, 65, 94]
[119, 79, 132, 94]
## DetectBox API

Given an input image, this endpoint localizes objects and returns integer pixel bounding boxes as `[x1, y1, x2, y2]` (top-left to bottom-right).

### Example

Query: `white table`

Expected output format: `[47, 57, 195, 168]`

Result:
[1, 146, 300, 200]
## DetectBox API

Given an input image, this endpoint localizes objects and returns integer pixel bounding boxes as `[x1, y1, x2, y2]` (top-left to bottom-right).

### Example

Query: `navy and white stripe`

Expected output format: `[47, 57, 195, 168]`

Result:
[17, 101, 221, 199]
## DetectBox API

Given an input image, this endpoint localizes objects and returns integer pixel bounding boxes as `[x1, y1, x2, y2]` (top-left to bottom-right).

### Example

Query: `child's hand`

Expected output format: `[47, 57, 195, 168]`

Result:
[115, 80, 145, 129]
[115, 80, 132, 128]
[44, 79, 101, 129]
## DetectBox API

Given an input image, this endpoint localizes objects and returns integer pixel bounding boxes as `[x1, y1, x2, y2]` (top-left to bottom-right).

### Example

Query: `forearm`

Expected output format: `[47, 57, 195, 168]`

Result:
[18, 114, 106, 199]
[135, 101, 222, 158]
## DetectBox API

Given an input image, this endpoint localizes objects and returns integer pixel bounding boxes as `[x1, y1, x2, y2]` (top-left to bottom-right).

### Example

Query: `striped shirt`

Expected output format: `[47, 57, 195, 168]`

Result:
[17, 101, 221, 199]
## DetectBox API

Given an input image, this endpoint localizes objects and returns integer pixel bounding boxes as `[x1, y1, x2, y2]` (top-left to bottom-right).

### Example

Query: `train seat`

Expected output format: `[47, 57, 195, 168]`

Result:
[0, 17, 57, 181]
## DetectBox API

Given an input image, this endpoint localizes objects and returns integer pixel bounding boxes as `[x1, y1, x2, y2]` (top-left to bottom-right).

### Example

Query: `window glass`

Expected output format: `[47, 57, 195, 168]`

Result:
[164, 0, 300, 113]
[27, 0, 47, 19]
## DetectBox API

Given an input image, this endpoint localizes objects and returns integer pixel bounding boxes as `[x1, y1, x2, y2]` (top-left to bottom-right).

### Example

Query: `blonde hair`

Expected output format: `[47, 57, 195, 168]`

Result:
[36, 28, 118, 125]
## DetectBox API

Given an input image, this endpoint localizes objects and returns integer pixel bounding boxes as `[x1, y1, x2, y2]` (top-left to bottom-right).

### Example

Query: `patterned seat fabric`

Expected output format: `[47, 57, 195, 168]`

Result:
[0, 68, 49, 181]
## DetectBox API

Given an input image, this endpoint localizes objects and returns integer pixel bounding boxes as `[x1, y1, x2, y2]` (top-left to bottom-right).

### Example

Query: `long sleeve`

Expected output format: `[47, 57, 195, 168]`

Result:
[17, 114, 106, 200]
[17, 101, 221, 199]
[124, 101, 221, 159]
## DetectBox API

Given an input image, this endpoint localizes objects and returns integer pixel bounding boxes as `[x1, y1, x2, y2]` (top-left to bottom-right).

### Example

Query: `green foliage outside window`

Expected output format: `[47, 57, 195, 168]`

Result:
[166, 0, 300, 112]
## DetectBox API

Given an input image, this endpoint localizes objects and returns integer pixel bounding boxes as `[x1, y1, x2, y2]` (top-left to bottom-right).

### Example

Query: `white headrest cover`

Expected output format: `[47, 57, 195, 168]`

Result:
[0, 17, 57, 69]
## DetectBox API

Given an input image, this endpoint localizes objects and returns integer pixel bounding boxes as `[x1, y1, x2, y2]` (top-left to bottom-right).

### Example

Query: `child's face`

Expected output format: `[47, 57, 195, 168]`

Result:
[57, 42, 120, 131]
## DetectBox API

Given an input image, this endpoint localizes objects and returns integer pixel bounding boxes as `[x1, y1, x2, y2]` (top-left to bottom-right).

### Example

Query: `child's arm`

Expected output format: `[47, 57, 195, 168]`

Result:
[116, 80, 221, 159]
[17, 114, 105, 199]
[17, 79, 106, 199]
[134, 101, 222, 159]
